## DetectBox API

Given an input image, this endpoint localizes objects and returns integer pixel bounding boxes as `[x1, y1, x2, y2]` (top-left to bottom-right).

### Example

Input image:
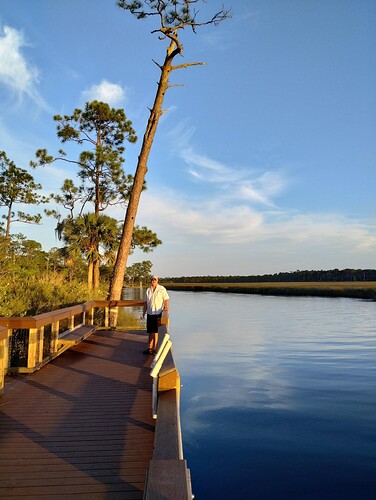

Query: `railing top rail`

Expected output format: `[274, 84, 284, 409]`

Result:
[0, 299, 145, 329]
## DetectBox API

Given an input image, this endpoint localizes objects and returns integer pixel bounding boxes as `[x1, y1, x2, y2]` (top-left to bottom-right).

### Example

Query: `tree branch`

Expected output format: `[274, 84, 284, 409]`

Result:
[171, 61, 206, 70]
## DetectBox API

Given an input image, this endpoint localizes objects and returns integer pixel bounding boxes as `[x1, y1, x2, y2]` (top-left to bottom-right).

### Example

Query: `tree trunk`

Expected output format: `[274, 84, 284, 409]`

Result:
[93, 258, 100, 290]
[108, 41, 178, 311]
[87, 261, 94, 289]
[5, 203, 12, 241]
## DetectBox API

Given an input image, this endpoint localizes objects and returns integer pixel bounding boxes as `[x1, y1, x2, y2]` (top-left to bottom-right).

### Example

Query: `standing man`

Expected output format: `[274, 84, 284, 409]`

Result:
[142, 275, 169, 355]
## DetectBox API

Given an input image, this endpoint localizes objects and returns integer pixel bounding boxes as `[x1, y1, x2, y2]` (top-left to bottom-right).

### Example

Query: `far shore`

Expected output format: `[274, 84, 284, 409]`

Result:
[163, 281, 376, 301]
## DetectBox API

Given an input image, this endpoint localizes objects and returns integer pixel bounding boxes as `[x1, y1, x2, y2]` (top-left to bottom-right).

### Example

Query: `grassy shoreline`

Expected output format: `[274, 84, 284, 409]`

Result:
[163, 281, 376, 301]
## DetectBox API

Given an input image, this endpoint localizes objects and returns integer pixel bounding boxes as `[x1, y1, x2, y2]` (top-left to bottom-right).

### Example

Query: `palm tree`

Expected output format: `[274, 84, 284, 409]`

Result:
[60, 213, 119, 289]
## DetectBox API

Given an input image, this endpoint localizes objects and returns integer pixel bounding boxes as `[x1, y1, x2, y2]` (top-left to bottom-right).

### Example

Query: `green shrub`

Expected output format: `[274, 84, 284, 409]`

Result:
[116, 308, 143, 329]
[0, 272, 106, 316]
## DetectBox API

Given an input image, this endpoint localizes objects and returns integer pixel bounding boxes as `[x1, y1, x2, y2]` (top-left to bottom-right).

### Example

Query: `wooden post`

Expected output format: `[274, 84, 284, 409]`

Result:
[85, 305, 94, 326]
[51, 321, 59, 356]
[27, 328, 39, 371]
[158, 311, 169, 337]
[37, 328, 44, 365]
[3, 331, 9, 376]
[69, 314, 74, 331]
[0, 328, 9, 395]
[105, 307, 109, 328]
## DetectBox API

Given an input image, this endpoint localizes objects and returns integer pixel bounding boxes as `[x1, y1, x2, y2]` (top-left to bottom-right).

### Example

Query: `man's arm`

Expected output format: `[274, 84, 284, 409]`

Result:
[142, 300, 147, 318]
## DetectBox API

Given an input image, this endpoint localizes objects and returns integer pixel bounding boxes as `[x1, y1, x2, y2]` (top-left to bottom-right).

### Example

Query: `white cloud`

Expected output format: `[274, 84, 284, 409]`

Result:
[265, 213, 376, 252]
[113, 119, 376, 275]
[120, 184, 376, 277]
[0, 25, 47, 109]
[168, 122, 288, 207]
[81, 80, 126, 106]
[121, 186, 376, 255]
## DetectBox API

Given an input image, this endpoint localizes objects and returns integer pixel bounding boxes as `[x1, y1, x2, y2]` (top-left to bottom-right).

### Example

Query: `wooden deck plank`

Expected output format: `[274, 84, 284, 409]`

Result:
[0, 329, 155, 499]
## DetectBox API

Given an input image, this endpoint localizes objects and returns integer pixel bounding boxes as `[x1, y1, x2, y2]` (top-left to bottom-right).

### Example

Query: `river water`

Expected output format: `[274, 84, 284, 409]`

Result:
[164, 291, 376, 500]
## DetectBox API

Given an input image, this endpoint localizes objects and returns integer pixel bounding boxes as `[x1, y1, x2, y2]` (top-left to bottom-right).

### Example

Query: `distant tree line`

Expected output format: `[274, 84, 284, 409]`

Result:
[163, 269, 376, 283]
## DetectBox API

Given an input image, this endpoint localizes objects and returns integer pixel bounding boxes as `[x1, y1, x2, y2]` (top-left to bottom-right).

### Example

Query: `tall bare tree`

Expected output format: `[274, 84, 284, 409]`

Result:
[108, 0, 230, 310]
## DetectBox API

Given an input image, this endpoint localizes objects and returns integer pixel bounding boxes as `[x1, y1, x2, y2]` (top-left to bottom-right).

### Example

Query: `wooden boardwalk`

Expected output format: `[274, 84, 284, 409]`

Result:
[0, 329, 155, 499]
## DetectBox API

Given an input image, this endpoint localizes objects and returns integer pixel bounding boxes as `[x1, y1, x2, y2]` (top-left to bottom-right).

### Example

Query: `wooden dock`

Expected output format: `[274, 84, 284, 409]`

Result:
[0, 329, 155, 499]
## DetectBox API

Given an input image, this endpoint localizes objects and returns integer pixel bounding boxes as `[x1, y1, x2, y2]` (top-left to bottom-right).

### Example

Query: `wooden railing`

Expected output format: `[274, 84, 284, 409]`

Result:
[144, 319, 193, 499]
[0, 300, 144, 389]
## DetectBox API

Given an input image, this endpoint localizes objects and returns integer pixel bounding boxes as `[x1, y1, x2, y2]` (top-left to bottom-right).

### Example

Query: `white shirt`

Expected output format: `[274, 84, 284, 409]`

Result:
[145, 284, 169, 315]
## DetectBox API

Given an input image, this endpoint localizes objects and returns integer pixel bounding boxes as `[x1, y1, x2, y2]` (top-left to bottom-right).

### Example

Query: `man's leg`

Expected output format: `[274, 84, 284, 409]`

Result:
[144, 332, 157, 354]
[150, 331, 158, 351]
[144, 315, 159, 354]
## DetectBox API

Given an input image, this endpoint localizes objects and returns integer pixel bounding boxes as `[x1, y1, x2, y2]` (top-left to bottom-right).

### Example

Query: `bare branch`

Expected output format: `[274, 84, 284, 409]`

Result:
[171, 61, 206, 70]
[152, 59, 163, 70]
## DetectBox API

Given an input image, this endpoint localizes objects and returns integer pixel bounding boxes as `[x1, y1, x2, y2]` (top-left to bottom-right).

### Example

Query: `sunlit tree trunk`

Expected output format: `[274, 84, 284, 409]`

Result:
[108, 41, 177, 312]
[108, 1, 229, 327]
[93, 260, 100, 290]
[87, 261, 94, 289]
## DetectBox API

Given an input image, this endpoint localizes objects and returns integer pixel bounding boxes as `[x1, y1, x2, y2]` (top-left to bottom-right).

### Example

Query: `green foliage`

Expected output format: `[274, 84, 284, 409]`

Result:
[0, 234, 47, 281]
[0, 271, 101, 316]
[60, 213, 119, 262]
[31, 101, 155, 290]
[48, 179, 85, 220]
[117, 1, 230, 30]
[124, 260, 152, 285]
[117, 0, 196, 25]
[32, 101, 137, 215]
[132, 226, 162, 253]
[0, 234, 102, 316]
[164, 269, 376, 283]
[0, 151, 49, 239]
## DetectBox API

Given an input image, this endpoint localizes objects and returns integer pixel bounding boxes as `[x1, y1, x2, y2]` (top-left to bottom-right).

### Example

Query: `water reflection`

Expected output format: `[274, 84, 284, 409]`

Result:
[168, 291, 376, 499]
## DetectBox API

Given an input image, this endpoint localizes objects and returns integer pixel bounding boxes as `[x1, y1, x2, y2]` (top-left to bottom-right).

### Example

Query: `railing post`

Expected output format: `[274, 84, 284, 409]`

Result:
[37, 328, 44, 366]
[69, 314, 74, 331]
[0, 328, 10, 395]
[51, 321, 59, 356]
[104, 306, 109, 328]
[84, 304, 94, 326]
[158, 310, 169, 337]
[89, 306, 94, 325]
[27, 328, 40, 371]
[3, 330, 10, 375]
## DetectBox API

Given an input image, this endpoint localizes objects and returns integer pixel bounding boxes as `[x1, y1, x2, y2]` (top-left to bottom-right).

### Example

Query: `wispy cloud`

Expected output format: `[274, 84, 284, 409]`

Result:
[81, 80, 127, 106]
[264, 213, 376, 252]
[168, 121, 288, 207]
[132, 187, 376, 256]
[116, 119, 376, 274]
[0, 25, 48, 109]
[198, 7, 260, 51]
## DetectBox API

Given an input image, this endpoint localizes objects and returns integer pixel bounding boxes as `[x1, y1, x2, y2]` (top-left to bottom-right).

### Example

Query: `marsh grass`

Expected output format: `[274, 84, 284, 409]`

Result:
[116, 308, 144, 329]
[165, 281, 376, 300]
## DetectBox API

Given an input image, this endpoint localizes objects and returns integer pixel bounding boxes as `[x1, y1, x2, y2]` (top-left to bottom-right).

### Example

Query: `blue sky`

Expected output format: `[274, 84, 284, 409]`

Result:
[1, 0, 375, 277]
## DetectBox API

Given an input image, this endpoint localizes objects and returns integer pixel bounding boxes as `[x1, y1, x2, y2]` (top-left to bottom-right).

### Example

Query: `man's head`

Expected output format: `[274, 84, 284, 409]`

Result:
[151, 275, 158, 287]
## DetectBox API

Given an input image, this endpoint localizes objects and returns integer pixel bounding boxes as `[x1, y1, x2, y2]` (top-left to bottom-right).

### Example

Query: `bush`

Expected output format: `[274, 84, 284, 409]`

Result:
[0, 272, 106, 316]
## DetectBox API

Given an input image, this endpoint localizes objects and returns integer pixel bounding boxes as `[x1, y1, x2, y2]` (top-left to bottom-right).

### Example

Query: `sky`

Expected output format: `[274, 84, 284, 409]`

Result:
[0, 0, 375, 277]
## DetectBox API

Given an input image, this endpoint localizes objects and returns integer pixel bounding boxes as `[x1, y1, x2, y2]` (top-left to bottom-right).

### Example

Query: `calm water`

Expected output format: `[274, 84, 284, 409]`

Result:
[165, 291, 376, 500]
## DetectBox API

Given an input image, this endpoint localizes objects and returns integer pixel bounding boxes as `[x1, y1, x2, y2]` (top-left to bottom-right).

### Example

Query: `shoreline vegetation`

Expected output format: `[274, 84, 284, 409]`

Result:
[163, 282, 376, 301]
